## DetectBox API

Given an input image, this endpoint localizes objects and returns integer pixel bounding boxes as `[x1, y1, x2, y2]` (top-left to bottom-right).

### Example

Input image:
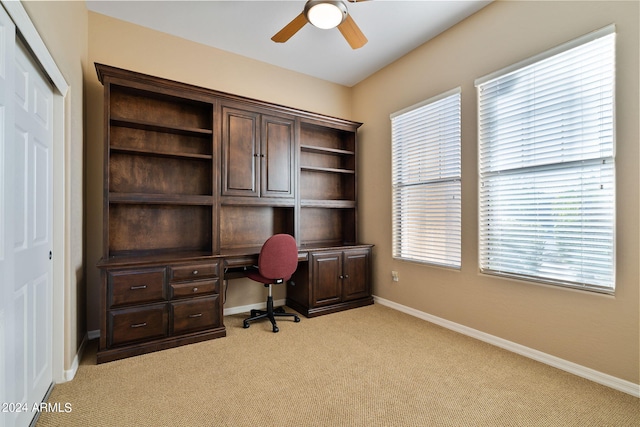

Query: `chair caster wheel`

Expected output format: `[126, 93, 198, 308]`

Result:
[243, 321, 250, 329]
[294, 316, 300, 323]
[273, 326, 279, 333]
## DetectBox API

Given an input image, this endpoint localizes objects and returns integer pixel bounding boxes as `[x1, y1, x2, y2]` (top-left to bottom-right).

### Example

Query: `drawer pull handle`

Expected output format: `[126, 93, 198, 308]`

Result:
[188, 313, 203, 318]
[130, 322, 147, 328]
[193, 287, 198, 292]
[192, 270, 199, 275]
[130, 285, 147, 290]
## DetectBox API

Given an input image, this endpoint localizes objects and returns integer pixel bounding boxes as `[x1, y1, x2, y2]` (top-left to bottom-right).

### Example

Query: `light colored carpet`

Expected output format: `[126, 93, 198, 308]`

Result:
[37, 304, 638, 426]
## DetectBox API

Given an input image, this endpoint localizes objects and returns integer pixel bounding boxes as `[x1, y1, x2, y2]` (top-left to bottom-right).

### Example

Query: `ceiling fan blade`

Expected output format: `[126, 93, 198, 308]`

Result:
[271, 13, 308, 43]
[337, 14, 368, 49]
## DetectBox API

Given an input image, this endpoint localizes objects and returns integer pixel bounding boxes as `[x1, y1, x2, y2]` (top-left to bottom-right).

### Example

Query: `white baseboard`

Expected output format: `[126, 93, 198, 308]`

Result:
[62, 333, 91, 382]
[223, 299, 287, 316]
[373, 296, 640, 397]
[63, 355, 79, 382]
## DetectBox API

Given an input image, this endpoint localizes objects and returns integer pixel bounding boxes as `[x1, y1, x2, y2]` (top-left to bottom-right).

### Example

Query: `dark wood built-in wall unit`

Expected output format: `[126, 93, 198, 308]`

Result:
[95, 64, 373, 363]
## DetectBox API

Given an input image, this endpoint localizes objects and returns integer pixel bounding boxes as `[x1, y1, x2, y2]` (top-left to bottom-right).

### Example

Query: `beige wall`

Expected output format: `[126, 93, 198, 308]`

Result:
[21, 0, 88, 372]
[85, 11, 354, 332]
[25, 0, 638, 385]
[353, 0, 639, 383]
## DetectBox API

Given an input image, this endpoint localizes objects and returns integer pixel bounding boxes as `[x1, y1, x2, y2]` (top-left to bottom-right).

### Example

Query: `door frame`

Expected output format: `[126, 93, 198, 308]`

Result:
[2, 0, 69, 383]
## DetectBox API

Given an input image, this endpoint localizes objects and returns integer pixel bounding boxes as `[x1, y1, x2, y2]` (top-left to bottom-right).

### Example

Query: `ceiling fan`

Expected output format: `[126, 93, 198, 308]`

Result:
[271, 0, 369, 49]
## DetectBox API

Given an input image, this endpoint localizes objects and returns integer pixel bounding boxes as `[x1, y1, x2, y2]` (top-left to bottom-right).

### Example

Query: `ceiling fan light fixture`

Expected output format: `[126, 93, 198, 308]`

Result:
[304, 1, 348, 30]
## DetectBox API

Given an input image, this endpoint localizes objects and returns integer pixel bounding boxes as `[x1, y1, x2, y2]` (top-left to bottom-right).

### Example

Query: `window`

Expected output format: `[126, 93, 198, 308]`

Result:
[391, 88, 461, 268]
[476, 26, 615, 293]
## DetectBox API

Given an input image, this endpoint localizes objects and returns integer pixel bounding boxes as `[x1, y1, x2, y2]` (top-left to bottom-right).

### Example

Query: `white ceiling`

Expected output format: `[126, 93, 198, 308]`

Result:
[86, 0, 492, 87]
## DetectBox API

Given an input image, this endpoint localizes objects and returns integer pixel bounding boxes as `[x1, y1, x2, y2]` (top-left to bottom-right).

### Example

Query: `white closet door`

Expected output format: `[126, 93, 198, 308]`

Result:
[1, 3, 54, 425]
[0, 5, 17, 427]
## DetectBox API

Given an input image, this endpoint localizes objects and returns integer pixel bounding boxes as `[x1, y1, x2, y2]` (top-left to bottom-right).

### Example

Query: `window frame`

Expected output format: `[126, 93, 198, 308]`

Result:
[390, 87, 462, 269]
[475, 25, 616, 293]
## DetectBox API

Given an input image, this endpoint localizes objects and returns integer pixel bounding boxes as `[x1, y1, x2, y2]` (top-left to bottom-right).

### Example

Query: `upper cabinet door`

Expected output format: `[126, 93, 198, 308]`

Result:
[261, 115, 295, 199]
[222, 105, 260, 197]
[222, 102, 296, 200]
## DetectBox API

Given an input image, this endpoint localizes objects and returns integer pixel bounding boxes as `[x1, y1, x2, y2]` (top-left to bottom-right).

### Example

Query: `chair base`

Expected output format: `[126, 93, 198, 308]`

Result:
[243, 295, 300, 333]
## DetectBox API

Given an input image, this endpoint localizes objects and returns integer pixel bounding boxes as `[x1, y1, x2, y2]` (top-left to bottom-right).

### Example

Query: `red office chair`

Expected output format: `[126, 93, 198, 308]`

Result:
[243, 234, 301, 332]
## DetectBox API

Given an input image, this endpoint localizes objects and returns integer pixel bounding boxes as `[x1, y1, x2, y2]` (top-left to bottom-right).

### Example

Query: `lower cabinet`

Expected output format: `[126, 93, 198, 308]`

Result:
[287, 246, 373, 317]
[171, 296, 220, 335]
[97, 259, 226, 363]
[97, 247, 372, 362]
[108, 304, 168, 348]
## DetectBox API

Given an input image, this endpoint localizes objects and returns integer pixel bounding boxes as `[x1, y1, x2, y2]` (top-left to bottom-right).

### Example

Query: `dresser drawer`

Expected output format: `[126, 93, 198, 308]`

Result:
[170, 262, 219, 282]
[172, 296, 220, 335]
[108, 268, 166, 308]
[108, 305, 168, 347]
[170, 278, 219, 299]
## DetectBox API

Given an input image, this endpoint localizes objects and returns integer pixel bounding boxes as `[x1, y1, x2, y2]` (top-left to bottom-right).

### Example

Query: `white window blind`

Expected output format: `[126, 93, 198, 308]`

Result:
[476, 26, 615, 293]
[391, 88, 461, 268]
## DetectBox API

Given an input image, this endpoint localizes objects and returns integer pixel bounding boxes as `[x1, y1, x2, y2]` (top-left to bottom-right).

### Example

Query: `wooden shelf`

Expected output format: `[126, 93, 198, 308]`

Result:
[301, 199, 356, 208]
[300, 144, 355, 156]
[109, 193, 214, 205]
[220, 196, 295, 207]
[110, 146, 213, 160]
[111, 146, 213, 160]
[301, 166, 355, 174]
[111, 117, 212, 137]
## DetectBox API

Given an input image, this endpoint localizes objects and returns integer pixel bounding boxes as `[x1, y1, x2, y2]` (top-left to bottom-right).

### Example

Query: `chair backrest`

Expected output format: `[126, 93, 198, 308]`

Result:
[257, 234, 298, 281]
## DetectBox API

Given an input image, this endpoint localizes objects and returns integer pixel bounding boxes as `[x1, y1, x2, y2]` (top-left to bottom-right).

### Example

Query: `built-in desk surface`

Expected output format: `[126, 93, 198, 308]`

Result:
[97, 243, 371, 269]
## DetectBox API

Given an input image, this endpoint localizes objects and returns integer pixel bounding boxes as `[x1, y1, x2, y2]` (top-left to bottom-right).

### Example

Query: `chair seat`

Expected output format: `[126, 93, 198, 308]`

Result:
[246, 269, 280, 285]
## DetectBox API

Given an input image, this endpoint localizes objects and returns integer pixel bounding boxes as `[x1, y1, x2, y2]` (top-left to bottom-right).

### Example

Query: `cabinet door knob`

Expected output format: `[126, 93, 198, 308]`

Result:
[193, 287, 198, 292]
[344, 275, 349, 279]
[339, 275, 344, 279]
[192, 270, 199, 275]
